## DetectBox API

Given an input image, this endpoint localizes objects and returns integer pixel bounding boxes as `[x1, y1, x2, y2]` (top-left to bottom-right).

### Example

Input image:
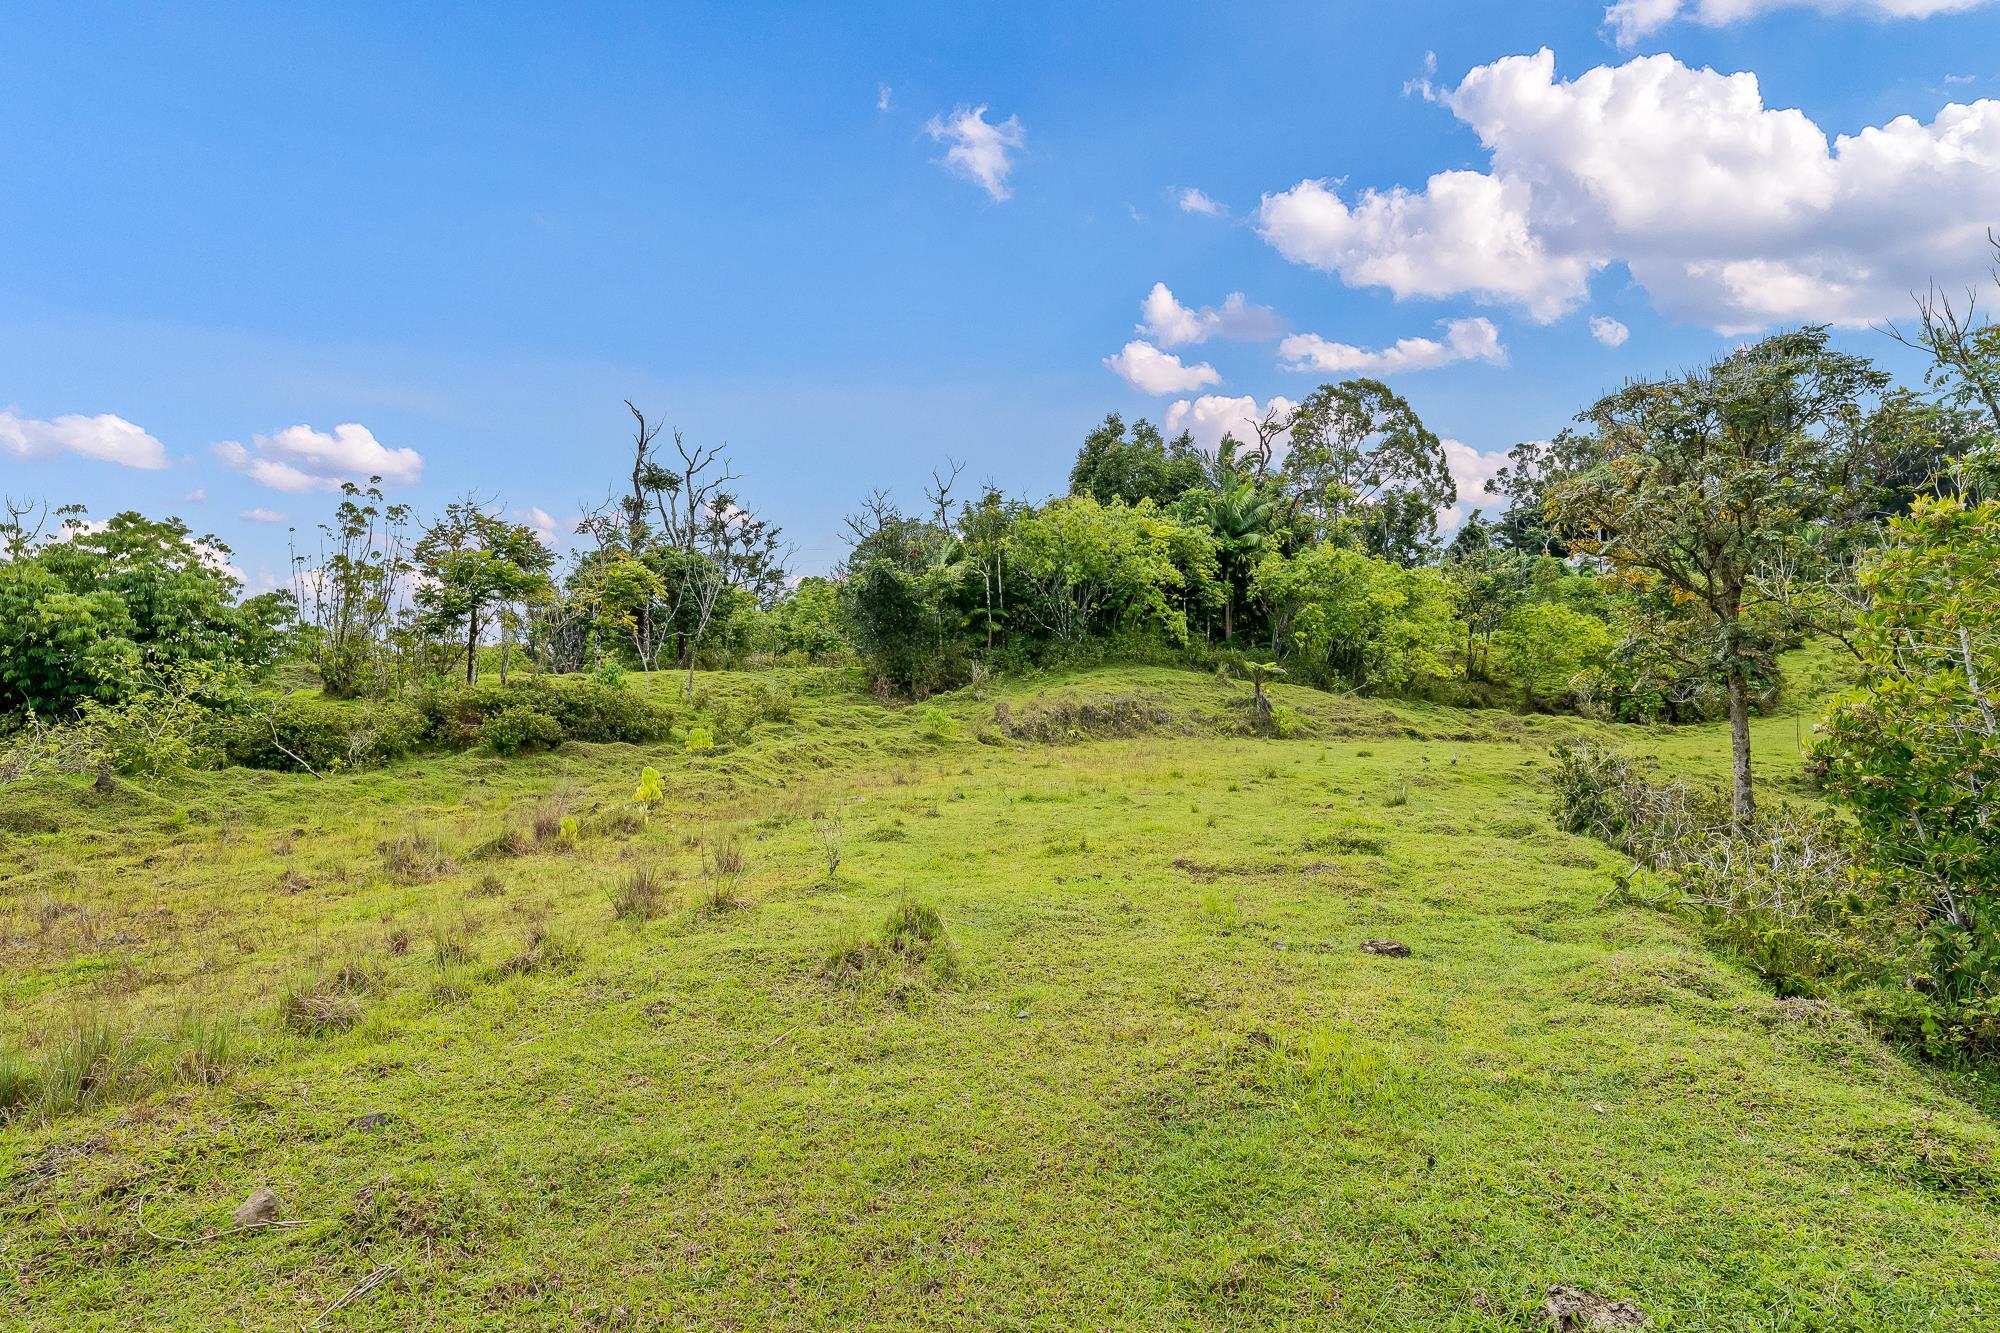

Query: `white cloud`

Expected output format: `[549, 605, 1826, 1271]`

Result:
[239, 507, 289, 524]
[1103, 340, 1222, 395]
[1442, 438, 1511, 512]
[0, 408, 169, 470]
[877, 83, 892, 111]
[1258, 171, 1596, 323]
[182, 488, 208, 503]
[1163, 394, 1300, 459]
[517, 505, 561, 547]
[924, 105, 1025, 201]
[1177, 187, 1225, 216]
[1259, 49, 2000, 332]
[1278, 316, 1506, 375]
[1607, 0, 1995, 47]
[1137, 283, 1284, 347]
[215, 422, 422, 493]
[1590, 315, 1632, 346]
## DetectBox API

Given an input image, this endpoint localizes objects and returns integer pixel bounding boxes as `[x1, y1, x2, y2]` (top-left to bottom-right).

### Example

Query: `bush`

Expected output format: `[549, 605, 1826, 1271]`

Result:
[1552, 743, 1910, 1019]
[920, 707, 959, 742]
[226, 695, 426, 772]
[482, 705, 564, 755]
[684, 725, 716, 754]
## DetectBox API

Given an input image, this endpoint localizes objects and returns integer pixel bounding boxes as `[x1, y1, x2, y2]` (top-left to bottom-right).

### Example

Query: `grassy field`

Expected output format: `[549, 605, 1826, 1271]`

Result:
[3, 665, 1999, 1329]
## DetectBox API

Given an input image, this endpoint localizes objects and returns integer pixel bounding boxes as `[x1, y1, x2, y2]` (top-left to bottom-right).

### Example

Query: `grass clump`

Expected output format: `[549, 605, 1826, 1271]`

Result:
[698, 835, 747, 912]
[380, 828, 454, 882]
[279, 967, 369, 1035]
[493, 923, 581, 978]
[0, 1049, 38, 1120]
[823, 897, 961, 1002]
[1252, 1020, 1396, 1120]
[610, 866, 670, 923]
[34, 1017, 132, 1119]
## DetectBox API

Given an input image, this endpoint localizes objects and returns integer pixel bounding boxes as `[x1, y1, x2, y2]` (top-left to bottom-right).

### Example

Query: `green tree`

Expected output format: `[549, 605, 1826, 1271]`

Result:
[1008, 496, 1215, 647]
[0, 508, 288, 719]
[295, 479, 413, 698]
[413, 502, 556, 685]
[1818, 493, 2000, 1001]
[1490, 601, 1613, 711]
[1197, 439, 1286, 642]
[1252, 544, 1458, 693]
[1282, 379, 1453, 563]
[1068, 413, 1208, 508]
[1548, 327, 1916, 828]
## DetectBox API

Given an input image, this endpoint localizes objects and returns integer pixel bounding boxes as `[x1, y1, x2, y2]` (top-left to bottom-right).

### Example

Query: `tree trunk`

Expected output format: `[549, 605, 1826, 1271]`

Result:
[1726, 661, 1755, 831]
[1223, 590, 1234, 642]
[466, 608, 479, 685]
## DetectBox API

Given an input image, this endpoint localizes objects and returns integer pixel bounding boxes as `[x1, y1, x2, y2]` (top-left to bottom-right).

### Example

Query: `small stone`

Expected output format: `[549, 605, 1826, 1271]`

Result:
[232, 1187, 280, 1228]
[1543, 1284, 1648, 1330]
[350, 1112, 391, 1132]
[1361, 939, 1411, 957]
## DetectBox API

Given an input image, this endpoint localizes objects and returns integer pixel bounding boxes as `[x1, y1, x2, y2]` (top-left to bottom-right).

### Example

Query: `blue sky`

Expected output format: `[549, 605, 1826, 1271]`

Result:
[4, 1, 1998, 582]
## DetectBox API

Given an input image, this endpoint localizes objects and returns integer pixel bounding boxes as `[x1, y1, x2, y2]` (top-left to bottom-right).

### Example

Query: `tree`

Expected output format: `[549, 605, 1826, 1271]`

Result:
[293, 478, 413, 698]
[1484, 430, 1594, 556]
[413, 502, 556, 685]
[1282, 379, 1453, 563]
[1197, 438, 1286, 642]
[1547, 327, 1913, 828]
[1252, 544, 1459, 693]
[1818, 492, 2000, 1000]
[1, 507, 289, 719]
[1068, 414, 1208, 508]
[1007, 497, 1215, 647]
[1491, 601, 1613, 711]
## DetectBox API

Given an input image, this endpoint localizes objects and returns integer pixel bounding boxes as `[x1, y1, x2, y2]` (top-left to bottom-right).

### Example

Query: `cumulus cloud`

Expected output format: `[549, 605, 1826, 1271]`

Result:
[239, 507, 289, 524]
[1607, 0, 1995, 47]
[877, 83, 892, 111]
[925, 105, 1025, 201]
[1137, 283, 1284, 347]
[1258, 171, 1595, 322]
[516, 505, 562, 547]
[1103, 340, 1222, 395]
[0, 408, 169, 469]
[1590, 315, 1632, 346]
[1177, 187, 1225, 216]
[1257, 48, 2000, 332]
[1163, 394, 1300, 458]
[1277, 316, 1506, 375]
[215, 423, 422, 493]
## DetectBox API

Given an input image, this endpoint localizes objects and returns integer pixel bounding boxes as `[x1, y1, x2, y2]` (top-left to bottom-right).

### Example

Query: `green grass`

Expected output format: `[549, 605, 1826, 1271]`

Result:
[1, 664, 1997, 1327]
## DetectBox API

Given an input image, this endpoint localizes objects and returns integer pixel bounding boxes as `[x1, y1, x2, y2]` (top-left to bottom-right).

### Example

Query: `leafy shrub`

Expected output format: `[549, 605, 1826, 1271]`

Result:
[683, 725, 716, 755]
[920, 707, 959, 742]
[482, 705, 564, 755]
[227, 695, 426, 772]
[538, 678, 673, 743]
[633, 765, 665, 807]
[1818, 494, 2000, 1009]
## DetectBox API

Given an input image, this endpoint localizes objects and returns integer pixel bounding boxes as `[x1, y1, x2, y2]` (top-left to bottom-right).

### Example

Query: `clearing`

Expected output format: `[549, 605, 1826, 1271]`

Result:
[3, 666, 1997, 1328]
